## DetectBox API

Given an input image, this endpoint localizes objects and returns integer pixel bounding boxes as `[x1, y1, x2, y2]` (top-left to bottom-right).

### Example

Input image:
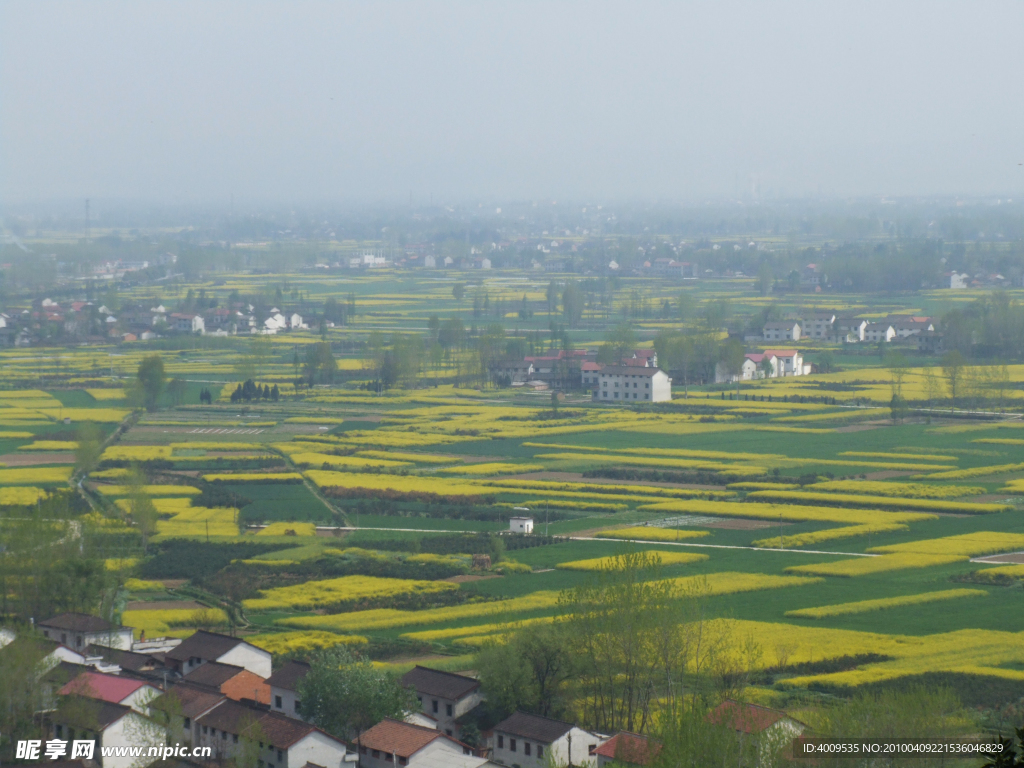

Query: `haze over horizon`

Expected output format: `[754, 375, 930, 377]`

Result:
[3, 1, 1023, 207]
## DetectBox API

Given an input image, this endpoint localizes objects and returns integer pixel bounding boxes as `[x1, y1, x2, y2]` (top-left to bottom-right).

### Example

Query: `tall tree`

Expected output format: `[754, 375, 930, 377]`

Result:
[136, 354, 165, 412]
[941, 350, 966, 412]
[297, 646, 416, 745]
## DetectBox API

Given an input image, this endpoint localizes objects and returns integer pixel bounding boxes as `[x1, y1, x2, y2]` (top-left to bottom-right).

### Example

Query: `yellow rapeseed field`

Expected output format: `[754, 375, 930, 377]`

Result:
[752, 523, 908, 548]
[246, 631, 368, 654]
[556, 551, 709, 570]
[101, 445, 173, 461]
[256, 522, 317, 536]
[243, 575, 458, 611]
[869, 532, 1024, 558]
[0, 486, 49, 505]
[122, 607, 229, 637]
[808, 479, 986, 499]
[18, 440, 78, 451]
[747, 489, 1009, 514]
[0, 467, 72, 485]
[594, 527, 711, 542]
[785, 553, 966, 577]
[784, 588, 986, 619]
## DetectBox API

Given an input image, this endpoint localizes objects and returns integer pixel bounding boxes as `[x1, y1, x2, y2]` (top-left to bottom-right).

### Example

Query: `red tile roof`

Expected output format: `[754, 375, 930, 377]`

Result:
[358, 718, 464, 759]
[59, 671, 150, 704]
[593, 732, 661, 765]
[706, 700, 803, 735]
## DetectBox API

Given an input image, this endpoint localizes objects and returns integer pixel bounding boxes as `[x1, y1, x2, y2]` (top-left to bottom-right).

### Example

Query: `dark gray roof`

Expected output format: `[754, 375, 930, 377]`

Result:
[85, 645, 161, 672]
[166, 630, 245, 663]
[54, 695, 131, 731]
[183, 661, 247, 688]
[39, 613, 120, 633]
[152, 684, 226, 719]
[493, 711, 574, 743]
[401, 666, 480, 701]
[266, 660, 310, 692]
[597, 367, 662, 378]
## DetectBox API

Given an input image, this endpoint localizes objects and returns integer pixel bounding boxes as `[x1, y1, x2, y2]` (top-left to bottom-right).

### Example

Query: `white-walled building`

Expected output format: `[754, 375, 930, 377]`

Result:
[800, 312, 836, 339]
[864, 323, 896, 343]
[51, 697, 162, 768]
[401, 666, 484, 740]
[596, 367, 672, 403]
[267, 660, 309, 720]
[165, 630, 272, 679]
[38, 613, 134, 651]
[357, 719, 475, 768]
[492, 712, 600, 768]
[509, 517, 534, 534]
[762, 321, 801, 342]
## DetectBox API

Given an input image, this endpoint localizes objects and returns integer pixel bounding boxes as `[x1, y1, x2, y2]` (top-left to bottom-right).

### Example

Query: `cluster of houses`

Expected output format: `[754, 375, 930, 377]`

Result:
[1, 299, 309, 346]
[3, 612, 807, 768]
[761, 312, 941, 352]
[714, 350, 810, 384]
[493, 348, 674, 403]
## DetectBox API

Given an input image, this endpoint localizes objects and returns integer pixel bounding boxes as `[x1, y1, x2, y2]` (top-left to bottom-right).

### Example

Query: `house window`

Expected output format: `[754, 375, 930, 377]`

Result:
[537, 745, 544, 758]
[446, 704, 453, 717]
[203, 726, 209, 735]
[432, 700, 439, 713]
[497, 736, 504, 749]
[510, 738, 517, 752]
[277, 750, 282, 762]
[61, 633, 67, 644]
[446, 729, 452, 736]
[294, 700, 301, 714]
[525, 743, 532, 756]
[275, 695, 282, 708]
[399, 758, 408, 766]
[222, 731, 227, 740]
[234, 735, 239, 744]
[184, 718, 191, 729]
[372, 750, 380, 759]
[56, 725, 63, 738]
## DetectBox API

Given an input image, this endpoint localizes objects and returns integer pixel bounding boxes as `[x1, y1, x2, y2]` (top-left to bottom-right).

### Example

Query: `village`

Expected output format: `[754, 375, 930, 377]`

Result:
[5, 612, 807, 768]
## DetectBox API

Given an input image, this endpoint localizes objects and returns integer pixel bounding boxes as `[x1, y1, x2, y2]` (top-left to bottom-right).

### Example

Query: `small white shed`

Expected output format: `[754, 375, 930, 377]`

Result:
[510, 517, 534, 534]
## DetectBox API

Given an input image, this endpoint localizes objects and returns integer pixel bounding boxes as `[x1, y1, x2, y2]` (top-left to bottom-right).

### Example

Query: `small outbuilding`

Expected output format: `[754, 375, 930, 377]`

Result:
[510, 517, 534, 534]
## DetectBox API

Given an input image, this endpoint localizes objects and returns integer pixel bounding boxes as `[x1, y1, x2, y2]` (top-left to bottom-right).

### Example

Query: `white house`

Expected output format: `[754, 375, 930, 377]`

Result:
[38, 613, 134, 651]
[288, 313, 306, 329]
[832, 317, 868, 342]
[715, 352, 779, 383]
[762, 321, 801, 342]
[764, 349, 809, 377]
[492, 712, 600, 768]
[707, 700, 806, 765]
[596, 367, 672, 403]
[509, 517, 534, 534]
[401, 666, 484, 739]
[949, 272, 969, 289]
[51, 697, 162, 768]
[892, 320, 934, 339]
[423, 255, 437, 268]
[864, 323, 896, 343]
[267, 660, 309, 720]
[151, 683, 227, 747]
[58, 670, 160, 714]
[356, 719, 475, 768]
[594, 732, 662, 767]
[169, 313, 205, 334]
[165, 630, 272, 679]
[194, 698, 350, 767]
[800, 312, 836, 339]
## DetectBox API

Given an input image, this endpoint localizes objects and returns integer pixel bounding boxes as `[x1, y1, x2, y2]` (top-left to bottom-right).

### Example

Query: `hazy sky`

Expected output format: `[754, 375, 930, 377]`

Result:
[3, 1, 1023, 205]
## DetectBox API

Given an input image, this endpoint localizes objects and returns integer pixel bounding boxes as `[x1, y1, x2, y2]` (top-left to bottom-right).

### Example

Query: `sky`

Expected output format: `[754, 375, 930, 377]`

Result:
[2, 1, 1023, 206]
